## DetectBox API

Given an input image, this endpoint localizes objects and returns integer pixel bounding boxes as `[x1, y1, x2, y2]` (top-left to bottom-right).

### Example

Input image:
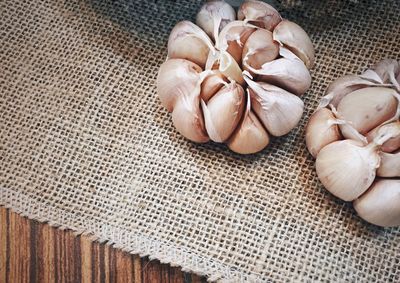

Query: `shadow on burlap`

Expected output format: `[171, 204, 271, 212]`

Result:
[0, 0, 399, 281]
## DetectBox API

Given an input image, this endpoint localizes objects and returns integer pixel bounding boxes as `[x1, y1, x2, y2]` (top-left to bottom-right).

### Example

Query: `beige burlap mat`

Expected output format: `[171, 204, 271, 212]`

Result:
[1, 0, 399, 281]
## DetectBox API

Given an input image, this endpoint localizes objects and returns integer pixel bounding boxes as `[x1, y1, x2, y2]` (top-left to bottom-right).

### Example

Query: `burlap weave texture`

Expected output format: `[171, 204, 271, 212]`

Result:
[1, 0, 399, 281]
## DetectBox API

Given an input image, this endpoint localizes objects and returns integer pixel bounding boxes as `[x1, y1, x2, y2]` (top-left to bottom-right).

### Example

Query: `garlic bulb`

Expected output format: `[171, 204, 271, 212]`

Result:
[354, 179, 400, 227]
[306, 59, 400, 226]
[158, 0, 313, 154]
[196, 0, 236, 41]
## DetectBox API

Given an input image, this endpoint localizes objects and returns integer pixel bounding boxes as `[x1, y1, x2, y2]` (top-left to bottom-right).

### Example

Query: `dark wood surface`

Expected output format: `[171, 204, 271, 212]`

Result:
[0, 207, 207, 283]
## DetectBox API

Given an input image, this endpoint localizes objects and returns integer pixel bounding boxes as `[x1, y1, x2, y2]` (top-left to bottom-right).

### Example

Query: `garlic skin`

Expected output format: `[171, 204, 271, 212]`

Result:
[157, 59, 202, 112]
[242, 29, 279, 70]
[196, 0, 236, 41]
[305, 108, 342, 157]
[200, 71, 227, 102]
[227, 92, 270, 154]
[218, 51, 245, 85]
[237, 0, 282, 31]
[354, 179, 400, 227]
[172, 91, 209, 143]
[201, 82, 245, 142]
[244, 48, 311, 96]
[168, 21, 214, 68]
[245, 76, 304, 136]
[315, 140, 380, 201]
[366, 123, 400, 153]
[273, 20, 315, 68]
[336, 87, 398, 135]
[377, 152, 400, 177]
[371, 59, 400, 89]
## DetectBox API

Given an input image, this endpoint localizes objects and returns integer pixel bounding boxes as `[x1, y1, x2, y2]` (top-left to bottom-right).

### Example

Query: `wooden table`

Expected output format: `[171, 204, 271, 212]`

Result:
[0, 207, 206, 283]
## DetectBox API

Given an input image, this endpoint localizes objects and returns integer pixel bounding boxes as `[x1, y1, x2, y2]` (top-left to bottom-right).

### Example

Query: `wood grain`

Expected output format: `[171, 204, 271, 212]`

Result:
[0, 207, 207, 283]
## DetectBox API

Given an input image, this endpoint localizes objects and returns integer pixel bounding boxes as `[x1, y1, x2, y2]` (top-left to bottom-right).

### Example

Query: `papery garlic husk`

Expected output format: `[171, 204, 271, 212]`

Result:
[200, 71, 227, 102]
[157, 59, 202, 112]
[244, 48, 311, 95]
[168, 21, 214, 68]
[172, 90, 209, 143]
[366, 122, 400, 153]
[272, 20, 315, 68]
[201, 82, 245, 142]
[244, 75, 303, 136]
[218, 50, 245, 85]
[318, 73, 386, 109]
[227, 91, 270, 154]
[196, 0, 236, 41]
[217, 21, 256, 65]
[336, 87, 398, 135]
[371, 59, 400, 89]
[377, 151, 400, 177]
[242, 29, 279, 70]
[353, 179, 400, 227]
[315, 140, 380, 201]
[305, 108, 342, 157]
[237, 0, 282, 31]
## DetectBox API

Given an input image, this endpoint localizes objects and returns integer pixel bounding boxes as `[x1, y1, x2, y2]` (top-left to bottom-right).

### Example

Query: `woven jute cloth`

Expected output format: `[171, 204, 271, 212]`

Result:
[1, 0, 399, 281]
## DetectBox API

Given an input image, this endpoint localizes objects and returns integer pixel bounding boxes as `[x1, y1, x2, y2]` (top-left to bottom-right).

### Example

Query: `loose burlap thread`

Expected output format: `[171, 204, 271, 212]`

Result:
[1, 0, 399, 281]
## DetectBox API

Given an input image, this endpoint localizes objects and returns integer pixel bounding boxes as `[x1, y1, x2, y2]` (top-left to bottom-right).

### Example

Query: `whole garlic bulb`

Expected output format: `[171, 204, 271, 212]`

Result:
[157, 0, 314, 154]
[306, 59, 400, 227]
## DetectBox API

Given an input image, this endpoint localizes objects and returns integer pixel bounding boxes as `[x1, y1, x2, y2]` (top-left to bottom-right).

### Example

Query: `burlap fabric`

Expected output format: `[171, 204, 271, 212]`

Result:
[1, 0, 399, 281]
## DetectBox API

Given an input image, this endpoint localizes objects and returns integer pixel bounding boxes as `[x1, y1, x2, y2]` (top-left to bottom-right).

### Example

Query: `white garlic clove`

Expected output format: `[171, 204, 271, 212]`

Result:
[377, 151, 400, 177]
[353, 179, 400, 227]
[200, 71, 227, 102]
[366, 123, 400, 153]
[201, 82, 245, 142]
[272, 20, 315, 69]
[168, 21, 215, 68]
[172, 91, 209, 143]
[227, 91, 270, 154]
[336, 87, 398, 135]
[244, 48, 311, 95]
[371, 59, 400, 90]
[242, 29, 279, 70]
[318, 74, 386, 109]
[244, 75, 304, 136]
[237, 0, 282, 31]
[219, 51, 245, 85]
[157, 59, 203, 112]
[217, 21, 256, 64]
[196, 0, 236, 41]
[315, 140, 380, 201]
[305, 108, 342, 158]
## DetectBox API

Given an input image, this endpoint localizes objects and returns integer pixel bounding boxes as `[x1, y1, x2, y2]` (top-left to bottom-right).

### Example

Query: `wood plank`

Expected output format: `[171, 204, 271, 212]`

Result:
[0, 208, 207, 282]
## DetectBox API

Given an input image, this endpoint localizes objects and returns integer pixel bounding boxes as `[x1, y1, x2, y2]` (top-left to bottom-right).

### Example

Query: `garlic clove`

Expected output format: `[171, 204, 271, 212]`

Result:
[272, 20, 315, 69]
[366, 123, 400, 153]
[242, 29, 279, 70]
[200, 71, 227, 102]
[172, 91, 209, 143]
[315, 140, 380, 201]
[196, 0, 236, 42]
[244, 75, 304, 136]
[219, 50, 245, 85]
[353, 179, 400, 227]
[237, 0, 282, 31]
[201, 82, 245, 142]
[376, 151, 400, 177]
[336, 87, 398, 135]
[157, 59, 203, 112]
[168, 21, 214, 68]
[318, 74, 386, 109]
[227, 91, 270, 154]
[217, 21, 256, 64]
[305, 108, 342, 158]
[244, 48, 311, 96]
